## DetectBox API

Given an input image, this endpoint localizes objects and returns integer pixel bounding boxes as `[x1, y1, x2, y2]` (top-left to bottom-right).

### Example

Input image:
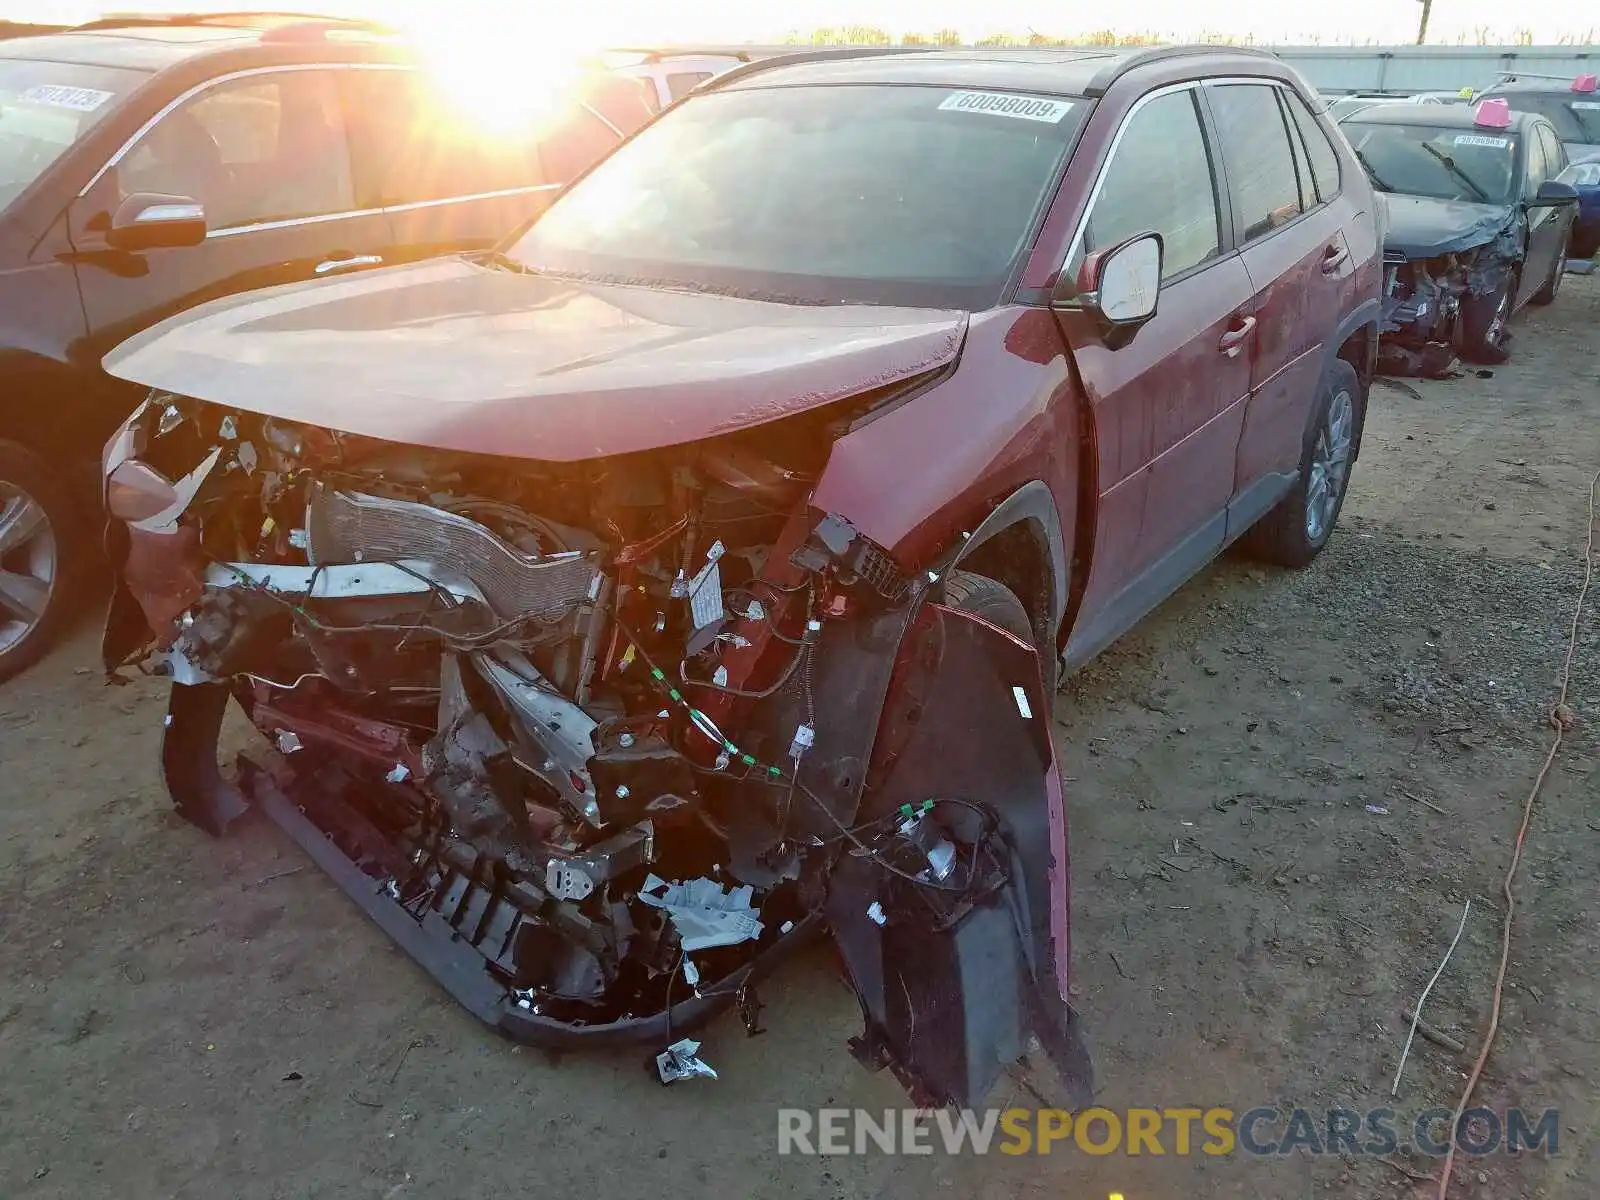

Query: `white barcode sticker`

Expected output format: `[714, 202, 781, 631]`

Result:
[1012, 686, 1034, 720]
[1454, 134, 1510, 148]
[939, 91, 1074, 124]
[19, 84, 113, 112]
[689, 560, 723, 629]
[1571, 101, 1600, 110]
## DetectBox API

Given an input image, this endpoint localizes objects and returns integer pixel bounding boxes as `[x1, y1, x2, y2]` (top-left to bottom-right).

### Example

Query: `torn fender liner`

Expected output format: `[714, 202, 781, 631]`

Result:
[826, 604, 1092, 1110]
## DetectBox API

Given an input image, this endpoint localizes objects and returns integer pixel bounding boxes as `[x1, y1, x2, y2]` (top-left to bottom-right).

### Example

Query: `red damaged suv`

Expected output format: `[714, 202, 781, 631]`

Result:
[99, 47, 1380, 1106]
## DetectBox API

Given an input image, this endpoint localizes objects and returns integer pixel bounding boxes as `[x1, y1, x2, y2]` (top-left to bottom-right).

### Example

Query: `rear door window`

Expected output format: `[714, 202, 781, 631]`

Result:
[118, 69, 355, 231]
[1076, 88, 1222, 281]
[1207, 83, 1305, 241]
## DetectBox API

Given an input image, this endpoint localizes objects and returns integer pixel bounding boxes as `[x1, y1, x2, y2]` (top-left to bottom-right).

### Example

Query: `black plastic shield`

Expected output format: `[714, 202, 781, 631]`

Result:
[826, 603, 1091, 1110]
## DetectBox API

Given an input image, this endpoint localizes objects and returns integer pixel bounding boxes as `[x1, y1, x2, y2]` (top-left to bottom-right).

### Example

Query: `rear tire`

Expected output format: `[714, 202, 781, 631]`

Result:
[1242, 359, 1362, 569]
[942, 569, 1056, 696]
[0, 440, 87, 683]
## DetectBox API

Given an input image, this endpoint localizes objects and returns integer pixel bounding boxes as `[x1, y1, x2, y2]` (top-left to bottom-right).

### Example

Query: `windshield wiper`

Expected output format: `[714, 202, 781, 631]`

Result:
[1419, 143, 1492, 202]
[1353, 148, 1394, 193]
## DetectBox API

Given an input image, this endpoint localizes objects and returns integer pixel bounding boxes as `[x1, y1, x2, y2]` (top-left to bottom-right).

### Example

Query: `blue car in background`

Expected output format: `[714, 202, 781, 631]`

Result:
[1480, 73, 1600, 258]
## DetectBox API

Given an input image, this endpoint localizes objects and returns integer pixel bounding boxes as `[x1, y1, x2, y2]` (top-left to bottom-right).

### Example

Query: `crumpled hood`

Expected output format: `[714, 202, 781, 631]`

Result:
[103, 257, 968, 462]
[1377, 193, 1515, 259]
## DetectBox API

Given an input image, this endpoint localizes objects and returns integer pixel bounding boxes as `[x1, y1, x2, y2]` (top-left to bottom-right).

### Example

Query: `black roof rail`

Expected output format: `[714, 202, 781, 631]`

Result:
[71, 11, 396, 34]
[1082, 42, 1281, 96]
[694, 44, 931, 93]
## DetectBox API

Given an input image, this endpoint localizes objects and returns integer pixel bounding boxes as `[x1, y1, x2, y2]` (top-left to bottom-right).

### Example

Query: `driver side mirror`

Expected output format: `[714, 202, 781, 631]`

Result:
[106, 193, 207, 251]
[1059, 232, 1163, 349]
[1528, 180, 1579, 208]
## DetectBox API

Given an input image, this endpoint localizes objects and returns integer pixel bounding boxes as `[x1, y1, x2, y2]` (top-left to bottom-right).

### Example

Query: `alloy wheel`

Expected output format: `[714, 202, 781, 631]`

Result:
[1305, 388, 1354, 543]
[0, 482, 58, 655]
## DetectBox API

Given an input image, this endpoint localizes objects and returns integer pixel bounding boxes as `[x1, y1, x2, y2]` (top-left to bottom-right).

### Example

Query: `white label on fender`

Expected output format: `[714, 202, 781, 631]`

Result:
[939, 91, 1074, 123]
[19, 84, 113, 112]
[1455, 134, 1510, 148]
[1012, 686, 1034, 720]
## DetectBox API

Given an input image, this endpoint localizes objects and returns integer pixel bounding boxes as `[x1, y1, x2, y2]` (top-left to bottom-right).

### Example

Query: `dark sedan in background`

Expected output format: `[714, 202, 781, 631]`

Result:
[1478, 72, 1600, 258]
[0, 12, 653, 681]
[1342, 99, 1578, 375]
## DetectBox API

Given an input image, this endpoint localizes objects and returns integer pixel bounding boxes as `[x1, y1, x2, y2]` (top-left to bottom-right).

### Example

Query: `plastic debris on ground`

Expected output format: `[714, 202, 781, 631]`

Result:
[1564, 257, 1596, 275]
[655, 1038, 718, 1084]
[638, 874, 764, 951]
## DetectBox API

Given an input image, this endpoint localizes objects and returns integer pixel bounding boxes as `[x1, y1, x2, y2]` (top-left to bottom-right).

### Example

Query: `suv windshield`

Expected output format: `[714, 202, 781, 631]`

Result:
[0, 58, 146, 210]
[505, 83, 1088, 308]
[1491, 91, 1600, 145]
[1343, 120, 1519, 204]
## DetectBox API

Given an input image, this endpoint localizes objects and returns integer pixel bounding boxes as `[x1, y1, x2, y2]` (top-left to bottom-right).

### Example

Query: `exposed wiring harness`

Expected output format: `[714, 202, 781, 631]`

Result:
[1434, 467, 1598, 1200]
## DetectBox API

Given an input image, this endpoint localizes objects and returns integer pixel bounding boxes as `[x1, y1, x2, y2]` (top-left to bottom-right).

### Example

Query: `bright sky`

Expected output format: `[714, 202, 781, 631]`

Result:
[2, 0, 1593, 47]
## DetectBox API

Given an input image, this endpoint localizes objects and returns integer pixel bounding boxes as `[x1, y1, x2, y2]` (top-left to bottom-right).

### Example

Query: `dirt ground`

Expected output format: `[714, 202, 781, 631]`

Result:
[2, 275, 1597, 1200]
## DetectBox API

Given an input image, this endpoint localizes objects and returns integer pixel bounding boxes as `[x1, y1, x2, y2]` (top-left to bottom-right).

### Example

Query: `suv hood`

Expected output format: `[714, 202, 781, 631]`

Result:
[1377, 193, 1514, 259]
[102, 256, 968, 462]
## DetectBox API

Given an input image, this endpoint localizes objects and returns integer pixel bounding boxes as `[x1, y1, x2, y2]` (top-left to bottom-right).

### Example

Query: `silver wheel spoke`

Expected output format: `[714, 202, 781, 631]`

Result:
[0, 567, 48, 622]
[0, 494, 45, 556]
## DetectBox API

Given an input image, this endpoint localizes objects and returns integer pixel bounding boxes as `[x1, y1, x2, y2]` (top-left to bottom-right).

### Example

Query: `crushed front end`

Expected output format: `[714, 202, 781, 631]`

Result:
[1377, 228, 1519, 377]
[101, 393, 1091, 1108]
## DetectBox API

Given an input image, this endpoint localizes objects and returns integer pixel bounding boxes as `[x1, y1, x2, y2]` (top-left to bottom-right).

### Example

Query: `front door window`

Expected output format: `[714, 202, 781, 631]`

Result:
[119, 70, 354, 231]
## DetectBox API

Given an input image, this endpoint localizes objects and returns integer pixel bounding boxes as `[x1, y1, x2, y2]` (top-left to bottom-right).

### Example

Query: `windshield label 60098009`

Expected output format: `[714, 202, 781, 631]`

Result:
[938, 91, 1074, 123]
[19, 84, 114, 112]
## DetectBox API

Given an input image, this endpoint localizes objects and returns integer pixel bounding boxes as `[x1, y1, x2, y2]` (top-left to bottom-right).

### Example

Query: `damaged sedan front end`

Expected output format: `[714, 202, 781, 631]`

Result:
[1345, 100, 1578, 375]
[98, 333, 1088, 1109]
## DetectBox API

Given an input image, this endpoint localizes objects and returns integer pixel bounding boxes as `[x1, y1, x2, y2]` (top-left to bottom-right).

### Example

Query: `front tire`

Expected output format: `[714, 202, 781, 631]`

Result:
[1460, 270, 1516, 363]
[1242, 359, 1362, 569]
[942, 569, 1056, 696]
[0, 440, 86, 683]
[1570, 226, 1600, 261]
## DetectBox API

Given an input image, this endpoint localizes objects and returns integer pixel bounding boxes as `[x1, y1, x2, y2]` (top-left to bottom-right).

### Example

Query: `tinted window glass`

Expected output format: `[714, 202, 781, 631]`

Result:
[537, 103, 625, 184]
[120, 70, 353, 230]
[1209, 83, 1304, 241]
[508, 84, 1087, 309]
[1076, 89, 1220, 281]
[1539, 125, 1567, 173]
[344, 70, 541, 206]
[1284, 91, 1342, 200]
[1493, 92, 1600, 143]
[667, 71, 713, 100]
[1525, 129, 1550, 190]
[1343, 121, 1519, 204]
[1281, 93, 1316, 211]
[0, 59, 146, 211]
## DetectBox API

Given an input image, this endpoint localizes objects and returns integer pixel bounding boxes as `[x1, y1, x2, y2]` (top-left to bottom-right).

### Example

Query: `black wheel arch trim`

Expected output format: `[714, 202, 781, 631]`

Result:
[944, 479, 1069, 640]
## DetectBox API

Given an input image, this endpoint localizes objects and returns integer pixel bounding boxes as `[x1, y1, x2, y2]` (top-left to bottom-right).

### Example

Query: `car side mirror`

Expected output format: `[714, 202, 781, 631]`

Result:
[1061, 232, 1163, 349]
[1528, 180, 1579, 208]
[106, 193, 207, 251]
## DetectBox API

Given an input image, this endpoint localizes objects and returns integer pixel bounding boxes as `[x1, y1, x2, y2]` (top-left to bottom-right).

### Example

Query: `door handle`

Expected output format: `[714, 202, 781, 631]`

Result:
[315, 254, 383, 275]
[1218, 315, 1257, 356]
[1321, 243, 1350, 274]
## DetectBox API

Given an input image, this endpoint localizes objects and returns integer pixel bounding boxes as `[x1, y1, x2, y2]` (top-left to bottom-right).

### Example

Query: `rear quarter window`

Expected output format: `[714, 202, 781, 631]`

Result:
[1283, 90, 1342, 200]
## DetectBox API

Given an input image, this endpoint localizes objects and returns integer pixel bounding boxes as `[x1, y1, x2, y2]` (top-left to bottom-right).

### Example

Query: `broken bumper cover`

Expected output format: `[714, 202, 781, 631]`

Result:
[162, 680, 819, 1048]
